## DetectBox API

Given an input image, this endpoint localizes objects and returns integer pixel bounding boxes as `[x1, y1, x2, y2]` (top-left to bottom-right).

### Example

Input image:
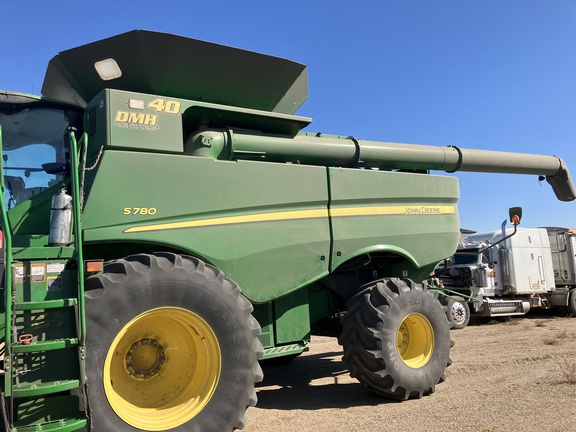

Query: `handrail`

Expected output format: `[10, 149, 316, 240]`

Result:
[0, 125, 14, 398]
[68, 129, 87, 381]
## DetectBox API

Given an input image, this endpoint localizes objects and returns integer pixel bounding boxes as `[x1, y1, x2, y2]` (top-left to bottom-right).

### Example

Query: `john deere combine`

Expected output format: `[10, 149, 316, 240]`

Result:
[0, 30, 574, 431]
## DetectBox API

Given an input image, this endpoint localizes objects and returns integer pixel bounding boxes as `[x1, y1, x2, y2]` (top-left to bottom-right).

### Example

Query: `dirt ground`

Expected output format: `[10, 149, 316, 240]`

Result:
[245, 314, 576, 432]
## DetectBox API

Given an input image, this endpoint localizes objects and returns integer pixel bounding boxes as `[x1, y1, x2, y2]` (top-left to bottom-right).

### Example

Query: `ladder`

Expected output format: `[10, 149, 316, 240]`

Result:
[0, 128, 89, 431]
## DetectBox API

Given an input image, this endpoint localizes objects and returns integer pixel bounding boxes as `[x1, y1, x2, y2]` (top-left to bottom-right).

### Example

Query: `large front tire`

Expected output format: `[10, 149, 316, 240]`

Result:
[84, 253, 263, 432]
[339, 278, 452, 400]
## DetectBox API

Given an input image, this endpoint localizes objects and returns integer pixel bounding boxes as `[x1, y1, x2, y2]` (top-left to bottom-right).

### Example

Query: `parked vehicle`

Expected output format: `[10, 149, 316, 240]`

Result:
[434, 208, 576, 329]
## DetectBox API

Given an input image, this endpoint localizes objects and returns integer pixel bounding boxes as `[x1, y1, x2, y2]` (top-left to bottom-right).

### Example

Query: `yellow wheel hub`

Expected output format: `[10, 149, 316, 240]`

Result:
[104, 307, 221, 431]
[396, 313, 434, 368]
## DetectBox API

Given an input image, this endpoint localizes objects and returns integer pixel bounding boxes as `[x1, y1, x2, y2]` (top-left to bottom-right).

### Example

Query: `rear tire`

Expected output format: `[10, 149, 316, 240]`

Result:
[339, 278, 452, 400]
[84, 253, 263, 432]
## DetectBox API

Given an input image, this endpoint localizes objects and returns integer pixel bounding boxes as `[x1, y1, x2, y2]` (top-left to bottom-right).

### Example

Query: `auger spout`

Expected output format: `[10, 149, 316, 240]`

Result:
[185, 130, 576, 202]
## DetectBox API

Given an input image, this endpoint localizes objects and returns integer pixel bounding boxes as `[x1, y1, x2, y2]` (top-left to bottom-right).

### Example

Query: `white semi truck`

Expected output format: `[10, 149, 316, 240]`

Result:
[433, 208, 576, 328]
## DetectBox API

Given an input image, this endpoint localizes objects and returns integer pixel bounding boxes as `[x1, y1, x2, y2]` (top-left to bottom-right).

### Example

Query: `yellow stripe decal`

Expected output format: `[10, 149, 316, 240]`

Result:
[124, 209, 329, 233]
[123, 205, 456, 233]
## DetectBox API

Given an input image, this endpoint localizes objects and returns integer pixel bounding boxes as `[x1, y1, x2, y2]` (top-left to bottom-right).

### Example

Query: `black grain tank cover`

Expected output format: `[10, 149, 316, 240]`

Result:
[41, 30, 308, 114]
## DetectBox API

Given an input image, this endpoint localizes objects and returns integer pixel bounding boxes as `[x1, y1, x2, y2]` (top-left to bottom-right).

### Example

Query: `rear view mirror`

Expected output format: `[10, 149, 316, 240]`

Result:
[508, 207, 522, 225]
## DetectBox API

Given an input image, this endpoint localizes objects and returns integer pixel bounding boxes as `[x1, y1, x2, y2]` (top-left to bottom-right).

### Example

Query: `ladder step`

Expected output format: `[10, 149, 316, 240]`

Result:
[12, 379, 81, 398]
[262, 342, 309, 360]
[14, 395, 87, 432]
[15, 298, 78, 311]
[13, 338, 79, 354]
[14, 418, 87, 432]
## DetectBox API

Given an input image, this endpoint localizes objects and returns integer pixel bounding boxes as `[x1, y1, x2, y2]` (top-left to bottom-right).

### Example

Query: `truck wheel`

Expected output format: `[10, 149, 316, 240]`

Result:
[445, 297, 470, 329]
[567, 288, 576, 316]
[84, 253, 263, 432]
[339, 278, 452, 400]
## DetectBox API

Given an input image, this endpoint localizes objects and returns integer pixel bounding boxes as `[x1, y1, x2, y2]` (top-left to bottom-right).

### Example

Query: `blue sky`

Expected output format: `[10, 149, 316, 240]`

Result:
[2, 1, 575, 232]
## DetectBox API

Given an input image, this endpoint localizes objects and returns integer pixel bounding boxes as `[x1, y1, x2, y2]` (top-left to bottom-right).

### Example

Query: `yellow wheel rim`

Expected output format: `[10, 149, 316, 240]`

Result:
[396, 313, 434, 368]
[103, 307, 221, 431]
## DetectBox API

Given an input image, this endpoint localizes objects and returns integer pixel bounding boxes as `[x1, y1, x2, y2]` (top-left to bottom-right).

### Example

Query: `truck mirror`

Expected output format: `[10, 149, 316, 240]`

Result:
[508, 207, 522, 225]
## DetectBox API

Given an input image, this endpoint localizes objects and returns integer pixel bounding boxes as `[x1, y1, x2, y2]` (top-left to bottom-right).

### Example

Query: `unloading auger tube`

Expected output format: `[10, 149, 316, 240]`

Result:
[185, 129, 576, 202]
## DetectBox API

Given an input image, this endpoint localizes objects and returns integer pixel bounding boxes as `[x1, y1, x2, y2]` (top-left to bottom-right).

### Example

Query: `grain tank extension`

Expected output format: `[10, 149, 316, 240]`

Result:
[0, 30, 574, 432]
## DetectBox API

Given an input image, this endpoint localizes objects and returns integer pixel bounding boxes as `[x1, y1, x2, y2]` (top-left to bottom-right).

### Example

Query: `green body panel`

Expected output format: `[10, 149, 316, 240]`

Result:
[252, 290, 311, 356]
[273, 288, 311, 344]
[328, 167, 460, 277]
[85, 89, 310, 160]
[78, 140, 461, 302]
[93, 90, 184, 153]
[252, 304, 274, 349]
[81, 151, 332, 303]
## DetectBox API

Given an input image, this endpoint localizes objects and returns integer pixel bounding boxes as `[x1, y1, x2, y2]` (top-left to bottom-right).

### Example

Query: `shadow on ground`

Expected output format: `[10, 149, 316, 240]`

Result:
[255, 350, 401, 410]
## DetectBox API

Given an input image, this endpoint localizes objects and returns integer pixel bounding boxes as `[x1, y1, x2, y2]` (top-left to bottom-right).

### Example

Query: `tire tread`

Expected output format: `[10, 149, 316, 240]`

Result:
[84, 252, 263, 432]
[339, 278, 452, 400]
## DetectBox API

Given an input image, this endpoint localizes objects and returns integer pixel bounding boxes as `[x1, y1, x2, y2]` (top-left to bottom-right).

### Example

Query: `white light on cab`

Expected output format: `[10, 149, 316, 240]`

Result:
[94, 58, 122, 81]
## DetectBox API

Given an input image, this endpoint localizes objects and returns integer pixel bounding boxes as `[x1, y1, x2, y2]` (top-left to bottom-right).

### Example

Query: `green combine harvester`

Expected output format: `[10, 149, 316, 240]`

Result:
[0, 30, 574, 431]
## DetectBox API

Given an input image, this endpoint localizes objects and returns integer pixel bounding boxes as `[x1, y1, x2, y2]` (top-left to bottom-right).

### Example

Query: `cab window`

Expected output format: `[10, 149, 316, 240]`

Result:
[0, 106, 79, 208]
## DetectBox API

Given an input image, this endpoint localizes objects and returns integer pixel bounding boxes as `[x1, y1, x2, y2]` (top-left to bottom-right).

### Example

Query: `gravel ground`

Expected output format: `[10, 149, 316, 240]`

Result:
[245, 314, 576, 432]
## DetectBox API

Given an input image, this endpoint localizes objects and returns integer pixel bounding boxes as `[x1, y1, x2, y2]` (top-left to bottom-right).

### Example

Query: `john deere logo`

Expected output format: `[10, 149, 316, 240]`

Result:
[114, 110, 159, 131]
